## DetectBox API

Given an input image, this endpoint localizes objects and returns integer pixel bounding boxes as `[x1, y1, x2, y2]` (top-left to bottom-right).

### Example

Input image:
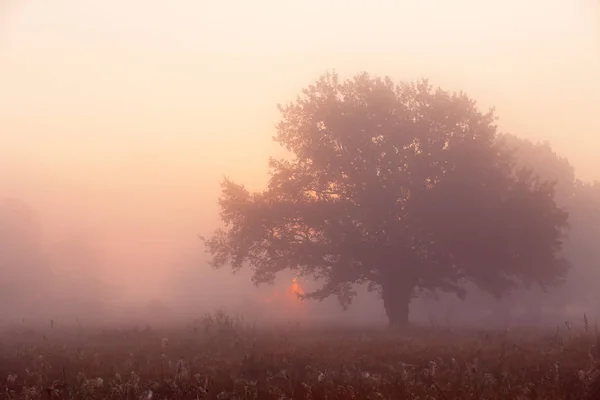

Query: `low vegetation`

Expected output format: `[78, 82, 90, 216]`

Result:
[1, 312, 600, 399]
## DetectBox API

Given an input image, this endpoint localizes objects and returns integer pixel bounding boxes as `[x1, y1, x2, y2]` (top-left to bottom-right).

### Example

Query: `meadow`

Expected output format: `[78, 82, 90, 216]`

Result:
[1, 312, 599, 400]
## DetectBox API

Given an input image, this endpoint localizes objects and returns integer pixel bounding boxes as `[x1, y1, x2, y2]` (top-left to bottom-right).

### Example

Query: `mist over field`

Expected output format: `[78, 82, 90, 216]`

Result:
[0, 0, 598, 330]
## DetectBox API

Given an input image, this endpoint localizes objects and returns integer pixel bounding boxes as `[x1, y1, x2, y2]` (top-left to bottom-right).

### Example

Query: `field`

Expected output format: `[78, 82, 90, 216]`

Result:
[1, 313, 600, 400]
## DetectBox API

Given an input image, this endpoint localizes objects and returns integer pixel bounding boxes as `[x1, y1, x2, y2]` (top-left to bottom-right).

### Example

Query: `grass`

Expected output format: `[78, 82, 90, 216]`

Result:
[1, 312, 600, 399]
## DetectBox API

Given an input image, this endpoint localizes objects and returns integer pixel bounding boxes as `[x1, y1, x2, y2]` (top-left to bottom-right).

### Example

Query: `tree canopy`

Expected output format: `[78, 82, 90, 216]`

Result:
[201, 72, 569, 326]
[498, 134, 577, 208]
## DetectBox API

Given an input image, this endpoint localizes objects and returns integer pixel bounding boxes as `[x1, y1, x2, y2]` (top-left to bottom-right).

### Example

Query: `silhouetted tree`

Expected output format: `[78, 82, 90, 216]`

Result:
[201, 72, 569, 327]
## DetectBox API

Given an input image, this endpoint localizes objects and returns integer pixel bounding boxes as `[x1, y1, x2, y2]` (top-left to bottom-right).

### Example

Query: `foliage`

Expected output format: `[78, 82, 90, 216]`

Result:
[2, 316, 600, 399]
[480, 136, 600, 315]
[497, 134, 577, 207]
[201, 72, 570, 326]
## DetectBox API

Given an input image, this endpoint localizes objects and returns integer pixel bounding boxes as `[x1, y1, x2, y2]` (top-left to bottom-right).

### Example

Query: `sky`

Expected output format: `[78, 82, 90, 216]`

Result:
[0, 0, 598, 308]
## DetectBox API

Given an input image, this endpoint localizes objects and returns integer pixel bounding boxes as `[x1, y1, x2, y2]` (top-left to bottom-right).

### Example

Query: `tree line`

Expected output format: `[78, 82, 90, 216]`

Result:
[0, 198, 111, 322]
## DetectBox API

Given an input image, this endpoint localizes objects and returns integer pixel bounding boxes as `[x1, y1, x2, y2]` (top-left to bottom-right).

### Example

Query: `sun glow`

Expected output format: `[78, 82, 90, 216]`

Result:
[291, 276, 304, 297]
[260, 276, 305, 319]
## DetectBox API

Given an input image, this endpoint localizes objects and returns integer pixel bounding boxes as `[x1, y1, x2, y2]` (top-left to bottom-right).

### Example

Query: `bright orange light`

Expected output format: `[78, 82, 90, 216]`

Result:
[291, 276, 304, 297]
[257, 276, 306, 320]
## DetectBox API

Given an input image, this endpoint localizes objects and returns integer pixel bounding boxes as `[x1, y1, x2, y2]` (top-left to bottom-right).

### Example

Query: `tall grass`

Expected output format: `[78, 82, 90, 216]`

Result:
[1, 313, 599, 399]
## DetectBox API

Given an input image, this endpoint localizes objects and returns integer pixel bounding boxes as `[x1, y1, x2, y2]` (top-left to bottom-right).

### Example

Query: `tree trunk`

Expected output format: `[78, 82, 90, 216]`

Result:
[381, 280, 414, 328]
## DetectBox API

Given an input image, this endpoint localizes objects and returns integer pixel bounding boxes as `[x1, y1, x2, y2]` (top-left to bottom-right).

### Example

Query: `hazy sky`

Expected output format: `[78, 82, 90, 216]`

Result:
[0, 0, 598, 302]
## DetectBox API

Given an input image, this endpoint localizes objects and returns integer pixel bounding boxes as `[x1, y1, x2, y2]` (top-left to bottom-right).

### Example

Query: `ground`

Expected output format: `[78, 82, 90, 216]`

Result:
[1, 314, 599, 399]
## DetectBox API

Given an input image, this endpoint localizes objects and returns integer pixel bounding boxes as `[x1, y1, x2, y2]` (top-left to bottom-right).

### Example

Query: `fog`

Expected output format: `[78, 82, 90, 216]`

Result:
[0, 0, 598, 329]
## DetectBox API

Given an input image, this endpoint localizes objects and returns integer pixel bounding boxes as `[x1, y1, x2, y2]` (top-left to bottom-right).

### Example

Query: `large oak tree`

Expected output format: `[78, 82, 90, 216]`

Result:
[201, 72, 569, 327]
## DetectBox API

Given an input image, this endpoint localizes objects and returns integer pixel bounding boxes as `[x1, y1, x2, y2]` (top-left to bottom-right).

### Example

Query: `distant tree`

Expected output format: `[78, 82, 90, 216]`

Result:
[0, 198, 44, 310]
[559, 181, 600, 310]
[498, 134, 577, 207]
[201, 72, 569, 327]
[490, 136, 600, 320]
[46, 235, 109, 307]
[0, 198, 42, 253]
